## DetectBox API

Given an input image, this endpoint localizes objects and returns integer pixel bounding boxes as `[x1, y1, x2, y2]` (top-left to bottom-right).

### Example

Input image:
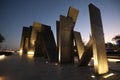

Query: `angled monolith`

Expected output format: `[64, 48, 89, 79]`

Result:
[34, 25, 57, 62]
[89, 3, 108, 74]
[67, 6, 79, 23]
[78, 36, 93, 66]
[20, 27, 31, 54]
[57, 7, 79, 63]
[73, 31, 85, 59]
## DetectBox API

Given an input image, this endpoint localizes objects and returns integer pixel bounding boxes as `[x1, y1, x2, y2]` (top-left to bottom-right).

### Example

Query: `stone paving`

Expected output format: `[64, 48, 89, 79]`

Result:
[0, 53, 120, 80]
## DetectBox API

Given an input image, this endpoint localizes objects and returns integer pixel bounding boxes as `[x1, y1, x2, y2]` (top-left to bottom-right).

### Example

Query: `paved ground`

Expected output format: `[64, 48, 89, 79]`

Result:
[0, 53, 120, 80]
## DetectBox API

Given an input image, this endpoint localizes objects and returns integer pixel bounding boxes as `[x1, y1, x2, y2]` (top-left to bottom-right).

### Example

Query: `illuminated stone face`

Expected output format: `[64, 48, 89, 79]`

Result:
[30, 22, 42, 51]
[78, 36, 93, 66]
[73, 31, 85, 59]
[67, 7, 79, 23]
[89, 3, 108, 74]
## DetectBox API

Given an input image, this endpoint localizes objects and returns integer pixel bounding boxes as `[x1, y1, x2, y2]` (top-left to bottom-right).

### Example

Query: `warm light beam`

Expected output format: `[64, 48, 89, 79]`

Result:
[27, 51, 34, 55]
[27, 51, 34, 58]
[108, 58, 120, 62]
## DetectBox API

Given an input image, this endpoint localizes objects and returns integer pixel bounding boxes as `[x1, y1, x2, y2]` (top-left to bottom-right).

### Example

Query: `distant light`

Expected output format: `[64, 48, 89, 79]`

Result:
[91, 75, 95, 78]
[88, 57, 120, 63]
[54, 63, 58, 66]
[103, 73, 115, 78]
[88, 63, 91, 66]
[108, 58, 120, 62]
[0, 55, 5, 60]
[46, 61, 48, 64]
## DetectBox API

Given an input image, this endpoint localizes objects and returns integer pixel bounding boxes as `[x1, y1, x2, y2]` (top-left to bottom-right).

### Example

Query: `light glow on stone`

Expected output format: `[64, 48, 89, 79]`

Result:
[27, 50, 34, 58]
[27, 54, 34, 58]
[0, 76, 6, 80]
[58, 45, 61, 63]
[27, 51, 34, 55]
[103, 73, 115, 78]
[19, 49, 22, 54]
[32, 40, 35, 45]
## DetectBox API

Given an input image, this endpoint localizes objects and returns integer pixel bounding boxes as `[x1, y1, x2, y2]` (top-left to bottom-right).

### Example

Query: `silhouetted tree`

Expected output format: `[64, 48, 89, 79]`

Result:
[106, 42, 114, 48]
[0, 33, 5, 43]
[112, 35, 120, 46]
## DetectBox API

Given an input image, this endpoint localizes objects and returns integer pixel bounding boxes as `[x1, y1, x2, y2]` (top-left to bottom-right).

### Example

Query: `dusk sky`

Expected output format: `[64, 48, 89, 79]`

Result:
[0, 0, 120, 50]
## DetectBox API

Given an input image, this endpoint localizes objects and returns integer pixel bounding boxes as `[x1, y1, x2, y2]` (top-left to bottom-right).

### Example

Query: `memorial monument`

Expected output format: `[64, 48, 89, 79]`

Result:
[20, 22, 57, 62]
[89, 3, 108, 74]
[20, 4, 109, 74]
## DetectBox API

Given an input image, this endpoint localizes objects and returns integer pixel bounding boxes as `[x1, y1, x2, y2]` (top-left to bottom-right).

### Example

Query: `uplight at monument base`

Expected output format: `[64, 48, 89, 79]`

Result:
[27, 51, 34, 55]
[27, 51, 34, 58]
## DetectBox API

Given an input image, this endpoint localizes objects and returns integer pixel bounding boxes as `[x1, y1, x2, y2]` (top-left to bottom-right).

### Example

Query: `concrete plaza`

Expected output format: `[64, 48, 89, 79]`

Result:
[0, 53, 120, 80]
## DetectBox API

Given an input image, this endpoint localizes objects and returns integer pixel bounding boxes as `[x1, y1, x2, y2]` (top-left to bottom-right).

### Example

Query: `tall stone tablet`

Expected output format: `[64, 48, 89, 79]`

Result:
[57, 7, 79, 63]
[73, 31, 85, 59]
[67, 7, 79, 23]
[58, 15, 74, 63]
[34, 25, 57, 62]
[20, 27, 31, 54]
[89, 3, 108, 74]
[29, 22, 42, 52]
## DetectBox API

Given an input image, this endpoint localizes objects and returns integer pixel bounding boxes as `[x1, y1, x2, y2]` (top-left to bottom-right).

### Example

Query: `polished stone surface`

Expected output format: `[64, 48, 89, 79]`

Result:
[0, 53, 120, 80]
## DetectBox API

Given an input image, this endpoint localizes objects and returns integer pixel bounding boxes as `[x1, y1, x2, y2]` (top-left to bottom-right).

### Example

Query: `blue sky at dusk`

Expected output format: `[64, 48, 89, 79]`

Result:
[0, 0, 120, 50]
